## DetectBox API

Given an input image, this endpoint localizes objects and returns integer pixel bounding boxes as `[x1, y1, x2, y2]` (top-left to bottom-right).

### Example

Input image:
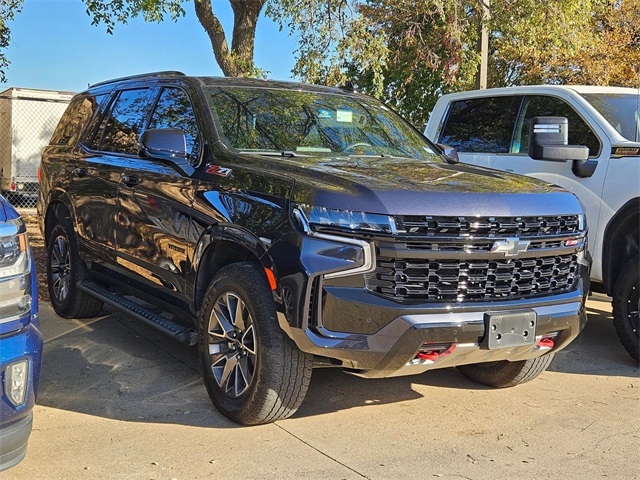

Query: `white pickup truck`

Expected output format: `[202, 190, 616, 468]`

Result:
[426, 85, 639, 362]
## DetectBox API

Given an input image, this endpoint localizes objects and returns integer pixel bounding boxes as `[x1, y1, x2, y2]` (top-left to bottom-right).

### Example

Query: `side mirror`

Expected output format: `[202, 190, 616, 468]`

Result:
[437, 143, 459, 164]
[528, 117, 596, 178]
[138, 128, 187, 161]
[528, 117, 589, 162]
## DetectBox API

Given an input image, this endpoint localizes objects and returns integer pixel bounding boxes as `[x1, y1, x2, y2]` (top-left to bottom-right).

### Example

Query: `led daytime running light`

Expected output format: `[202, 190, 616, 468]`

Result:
[296, 205, 397, 234]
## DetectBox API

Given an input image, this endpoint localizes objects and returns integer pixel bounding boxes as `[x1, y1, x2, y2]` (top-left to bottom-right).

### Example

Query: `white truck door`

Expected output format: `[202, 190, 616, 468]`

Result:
[490, 94, 609, 279]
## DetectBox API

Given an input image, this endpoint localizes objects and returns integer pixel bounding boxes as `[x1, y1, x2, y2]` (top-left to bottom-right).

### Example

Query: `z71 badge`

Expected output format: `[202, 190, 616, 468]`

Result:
[206, 164, 233, 177]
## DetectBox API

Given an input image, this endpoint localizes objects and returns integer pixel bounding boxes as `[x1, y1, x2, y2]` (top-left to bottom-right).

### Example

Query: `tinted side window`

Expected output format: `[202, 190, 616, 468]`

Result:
[50, 94, 106, 146]
[440, 96, 518, 153]
[95, 88, 150, 155]
[515, 96, 601, 157]
[148, 87, 200, 162]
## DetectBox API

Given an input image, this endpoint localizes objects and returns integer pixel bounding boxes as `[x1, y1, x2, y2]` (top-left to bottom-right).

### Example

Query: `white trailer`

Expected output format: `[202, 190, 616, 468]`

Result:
[0, 88, 74, 202]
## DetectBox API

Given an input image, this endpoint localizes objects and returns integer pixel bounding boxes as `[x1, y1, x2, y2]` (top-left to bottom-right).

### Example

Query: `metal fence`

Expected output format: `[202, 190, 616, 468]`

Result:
[0, 90, 73, 210]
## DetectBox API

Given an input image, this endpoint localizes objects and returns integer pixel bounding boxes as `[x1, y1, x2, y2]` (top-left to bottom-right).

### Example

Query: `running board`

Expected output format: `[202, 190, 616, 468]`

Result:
[77, 280, 198, 346]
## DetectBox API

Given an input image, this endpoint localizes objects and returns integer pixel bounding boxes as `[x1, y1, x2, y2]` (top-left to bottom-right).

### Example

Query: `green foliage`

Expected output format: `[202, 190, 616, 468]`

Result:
[83, 0, 187, 34]
[0, 0, 24, 83]
[274, 0, 640, 129]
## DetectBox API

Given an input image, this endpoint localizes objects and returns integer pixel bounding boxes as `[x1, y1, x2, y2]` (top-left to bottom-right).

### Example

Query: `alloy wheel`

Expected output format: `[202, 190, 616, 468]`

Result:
[627, 282, 639, 338]
[207, 292, 257, 398]
[50, 234, 71, 303]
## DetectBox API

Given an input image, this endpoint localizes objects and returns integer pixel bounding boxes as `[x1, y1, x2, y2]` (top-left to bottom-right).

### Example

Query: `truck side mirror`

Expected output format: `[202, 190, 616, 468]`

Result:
[138, 128, 188, 161]
[528, 117, 596, 178]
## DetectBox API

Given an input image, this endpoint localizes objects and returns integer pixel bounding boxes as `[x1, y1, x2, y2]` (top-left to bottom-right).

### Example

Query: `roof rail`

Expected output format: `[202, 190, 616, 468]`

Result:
[89, 71, 186, 88]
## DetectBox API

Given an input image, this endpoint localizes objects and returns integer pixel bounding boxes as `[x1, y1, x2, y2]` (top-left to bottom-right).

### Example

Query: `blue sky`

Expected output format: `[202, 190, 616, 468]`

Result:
[5, 0, 298, 92]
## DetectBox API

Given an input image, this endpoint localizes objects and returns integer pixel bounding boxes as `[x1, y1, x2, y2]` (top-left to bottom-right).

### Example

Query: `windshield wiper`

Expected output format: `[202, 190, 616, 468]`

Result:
[346, 153, 419, 161]
[239, 150, 309, 158]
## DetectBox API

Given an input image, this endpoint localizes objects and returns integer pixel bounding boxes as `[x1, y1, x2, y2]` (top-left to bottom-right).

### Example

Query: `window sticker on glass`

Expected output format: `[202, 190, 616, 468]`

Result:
[318, 109, 332, 118]
[336, 110, 353, 122]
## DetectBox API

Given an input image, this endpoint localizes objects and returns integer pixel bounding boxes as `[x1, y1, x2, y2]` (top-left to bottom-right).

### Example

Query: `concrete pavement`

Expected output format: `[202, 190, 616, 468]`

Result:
[2, 294, 638, 480]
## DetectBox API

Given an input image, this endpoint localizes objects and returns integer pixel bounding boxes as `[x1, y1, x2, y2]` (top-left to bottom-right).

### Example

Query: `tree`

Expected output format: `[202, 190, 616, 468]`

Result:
[283, 0, 640, 128]
[84, 0, 268, 77]
[0, 0, 271, 80]
[0, 0, 23, 83]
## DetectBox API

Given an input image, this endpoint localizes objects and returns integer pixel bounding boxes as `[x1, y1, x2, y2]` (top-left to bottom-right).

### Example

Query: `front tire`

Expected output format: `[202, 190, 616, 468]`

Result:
[612, 256, 639, 363]
[456, 354, 555, 388]
[46, 220, 103, 318]
[199, 263, 312, 425]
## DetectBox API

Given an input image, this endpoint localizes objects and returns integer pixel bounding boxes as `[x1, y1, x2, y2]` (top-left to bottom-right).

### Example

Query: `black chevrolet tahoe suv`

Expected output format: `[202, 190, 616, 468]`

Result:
[38, 72, 590, 425]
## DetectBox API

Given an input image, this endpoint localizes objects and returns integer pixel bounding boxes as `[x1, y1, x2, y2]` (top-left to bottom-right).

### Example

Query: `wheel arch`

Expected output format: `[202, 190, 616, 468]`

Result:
[43, 190, 75, 246]
[602, 197, 640, 294]
[193, 225, 276, 312]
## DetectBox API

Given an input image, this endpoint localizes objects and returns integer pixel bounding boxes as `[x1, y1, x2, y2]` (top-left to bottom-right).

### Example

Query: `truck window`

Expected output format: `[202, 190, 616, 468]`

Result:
[439, 96, 519, 153]
[148, 87, 201, 163]
[50, 94, 106, 146]
[92, 88, 151, 155]
[513, 95, 601, 157]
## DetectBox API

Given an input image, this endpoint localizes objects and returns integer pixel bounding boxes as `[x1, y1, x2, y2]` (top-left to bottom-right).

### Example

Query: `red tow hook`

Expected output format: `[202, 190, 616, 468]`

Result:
[537, 338, 555, 349]
[417, 351, 440, 361]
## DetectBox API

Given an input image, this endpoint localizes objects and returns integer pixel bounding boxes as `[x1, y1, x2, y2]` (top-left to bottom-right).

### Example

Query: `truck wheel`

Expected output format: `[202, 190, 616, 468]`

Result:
[199, 263, 312, 425]
[47, 220, 103, 318]
[456, 354, 555, 388]
[612, 256, 639, 363]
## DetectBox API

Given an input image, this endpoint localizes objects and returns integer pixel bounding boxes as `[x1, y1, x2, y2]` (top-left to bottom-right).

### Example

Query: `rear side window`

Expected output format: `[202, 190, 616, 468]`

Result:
[92, 88, 151, 155]
[440, 96, 519, 153]
[148, 87, 201, 163]
[49, 94, 106, 146]
[514, 95, 601, 157]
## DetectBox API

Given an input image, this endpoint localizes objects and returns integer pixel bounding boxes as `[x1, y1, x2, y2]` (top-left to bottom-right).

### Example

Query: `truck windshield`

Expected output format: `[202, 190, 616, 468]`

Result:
[581, 93, 640, 142]
[204, 86, 443, 162]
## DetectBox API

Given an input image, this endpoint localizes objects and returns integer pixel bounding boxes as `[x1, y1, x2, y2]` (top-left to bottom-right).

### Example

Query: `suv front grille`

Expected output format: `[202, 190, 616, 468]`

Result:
[395, 214, 580, 237]
[362, 214, 583, 303]
[365, 254, 579, 302]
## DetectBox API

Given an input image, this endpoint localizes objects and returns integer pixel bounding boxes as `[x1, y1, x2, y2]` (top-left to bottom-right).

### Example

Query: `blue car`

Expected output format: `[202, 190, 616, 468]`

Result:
[0, 195, 42, 471]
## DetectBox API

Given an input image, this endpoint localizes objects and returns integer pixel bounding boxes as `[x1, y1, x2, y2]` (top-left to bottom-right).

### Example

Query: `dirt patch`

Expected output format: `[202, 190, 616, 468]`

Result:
[23, 214, 49, 302]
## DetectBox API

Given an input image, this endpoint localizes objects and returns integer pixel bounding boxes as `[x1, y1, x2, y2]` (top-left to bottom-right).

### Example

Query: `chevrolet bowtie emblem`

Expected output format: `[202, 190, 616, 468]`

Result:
[490, 237, 531, 257]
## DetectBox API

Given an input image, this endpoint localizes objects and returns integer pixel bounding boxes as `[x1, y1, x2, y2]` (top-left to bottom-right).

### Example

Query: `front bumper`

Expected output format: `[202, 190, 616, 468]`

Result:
[281, 279, 588, 379]
[0, 413, 32, 472]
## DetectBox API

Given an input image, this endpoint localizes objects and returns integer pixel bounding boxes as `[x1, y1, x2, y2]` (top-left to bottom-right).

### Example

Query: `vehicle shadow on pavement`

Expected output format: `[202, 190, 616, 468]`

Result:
[35, 295, 637, 427]
[549, 295, 638, 376]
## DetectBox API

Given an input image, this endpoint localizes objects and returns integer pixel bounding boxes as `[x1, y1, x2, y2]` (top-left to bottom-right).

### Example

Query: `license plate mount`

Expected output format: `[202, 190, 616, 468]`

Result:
[484, 311, 537, 350]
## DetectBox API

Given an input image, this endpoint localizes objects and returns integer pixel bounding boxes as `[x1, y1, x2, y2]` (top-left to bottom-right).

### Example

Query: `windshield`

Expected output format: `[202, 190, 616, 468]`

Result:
[204, 86, 442, 161]
[581, 93, 640, 142]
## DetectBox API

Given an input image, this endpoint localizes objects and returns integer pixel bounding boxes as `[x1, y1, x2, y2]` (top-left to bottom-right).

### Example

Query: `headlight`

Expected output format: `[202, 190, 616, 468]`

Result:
[0, 217, 31, 279]
[294, 204, 397, 234]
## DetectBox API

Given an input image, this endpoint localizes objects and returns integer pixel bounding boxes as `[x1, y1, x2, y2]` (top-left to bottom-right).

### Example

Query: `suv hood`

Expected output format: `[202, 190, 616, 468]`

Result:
[243, 154, 583, 217]
[0, 195, 18, 223]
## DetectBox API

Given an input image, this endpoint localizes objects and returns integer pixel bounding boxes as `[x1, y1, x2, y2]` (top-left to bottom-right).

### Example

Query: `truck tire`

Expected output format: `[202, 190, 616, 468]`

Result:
[199, 262, 312, 425]
[612, 256, 639, 363]
[46, 220, 104, 318]
[456, 354, 555, 388]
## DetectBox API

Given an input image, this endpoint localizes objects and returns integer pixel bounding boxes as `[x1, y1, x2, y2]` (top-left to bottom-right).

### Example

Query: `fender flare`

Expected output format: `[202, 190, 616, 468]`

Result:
[192, 224, 278, 308]
[601, 197, 640, 293]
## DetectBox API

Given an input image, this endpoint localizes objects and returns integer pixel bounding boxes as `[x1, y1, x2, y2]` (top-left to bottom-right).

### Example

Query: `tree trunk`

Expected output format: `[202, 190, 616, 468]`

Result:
[230, 0, 265, 74]
[194, 0, 265, 77]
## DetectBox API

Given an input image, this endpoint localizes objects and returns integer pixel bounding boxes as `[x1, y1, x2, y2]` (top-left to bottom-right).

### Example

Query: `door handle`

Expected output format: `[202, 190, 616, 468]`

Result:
[120, 175, 140, 187]
[73, 167, 88, 177]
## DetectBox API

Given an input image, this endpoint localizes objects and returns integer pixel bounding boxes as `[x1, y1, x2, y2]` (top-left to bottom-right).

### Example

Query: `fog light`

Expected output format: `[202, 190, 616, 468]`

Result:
[5, 360, 28, 406]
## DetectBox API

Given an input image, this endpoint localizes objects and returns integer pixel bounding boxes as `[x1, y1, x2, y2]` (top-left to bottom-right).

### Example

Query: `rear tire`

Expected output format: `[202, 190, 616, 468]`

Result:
[46, 219, 103, 318]
[612, 256, 639, 363]
[199, 263, 312, 425]
[456, 354, 555, 388]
